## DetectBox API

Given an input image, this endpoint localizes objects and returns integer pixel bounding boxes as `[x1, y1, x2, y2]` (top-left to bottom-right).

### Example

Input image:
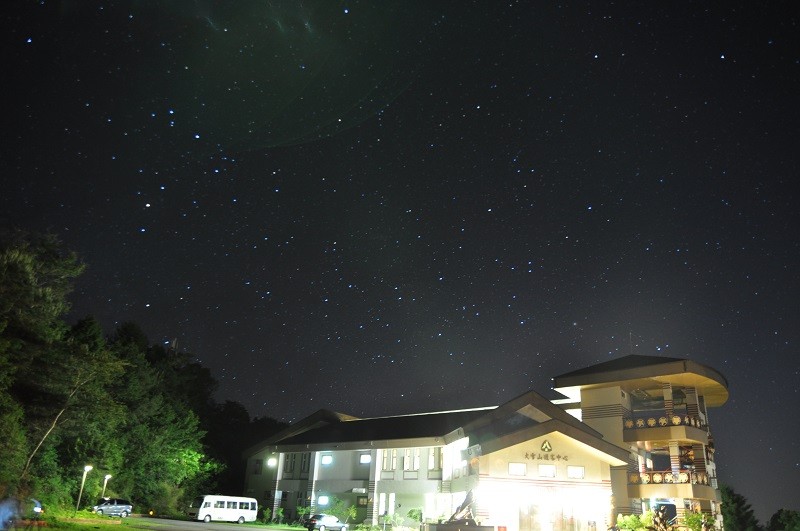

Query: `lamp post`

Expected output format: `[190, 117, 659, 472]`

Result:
[76, 465, 93, 514]
[102, 474, 112, 497]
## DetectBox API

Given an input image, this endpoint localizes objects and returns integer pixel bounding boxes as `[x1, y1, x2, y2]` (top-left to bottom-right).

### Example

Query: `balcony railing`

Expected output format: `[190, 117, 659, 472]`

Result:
[628, 470, 710, 486]
[624, 414, 706, 430]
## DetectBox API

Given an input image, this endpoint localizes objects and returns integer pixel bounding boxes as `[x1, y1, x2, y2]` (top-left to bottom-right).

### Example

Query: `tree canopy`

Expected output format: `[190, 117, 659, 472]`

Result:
[0, 230, 285, 512]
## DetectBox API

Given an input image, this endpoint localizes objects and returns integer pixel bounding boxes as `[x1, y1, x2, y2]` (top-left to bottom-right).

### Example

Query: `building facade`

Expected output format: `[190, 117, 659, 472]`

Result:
[243, 355, 728, 530]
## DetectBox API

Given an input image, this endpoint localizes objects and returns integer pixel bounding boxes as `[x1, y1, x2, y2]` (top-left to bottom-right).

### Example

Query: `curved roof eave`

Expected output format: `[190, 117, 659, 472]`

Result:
[553, 356, 729, 407]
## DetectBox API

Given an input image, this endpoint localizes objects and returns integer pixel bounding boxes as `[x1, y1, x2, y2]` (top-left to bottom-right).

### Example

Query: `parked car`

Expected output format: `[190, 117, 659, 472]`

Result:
[306, 513, 348, 531]
[92, 498, 133, 517]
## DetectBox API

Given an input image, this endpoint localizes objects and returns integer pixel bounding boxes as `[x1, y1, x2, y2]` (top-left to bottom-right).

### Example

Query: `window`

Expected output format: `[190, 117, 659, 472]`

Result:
[254, 459, 263, 475]
[239, 502, 251, 510]
[357, 496, 368, 507]
[360, 453, 372, 464]
[378, 493, 386, 515]
[301, 453, 310, 472]
[286, 453, 296, 472]
[538, 464, 556, 478]
[382, 449, 397, 470]
[508, 462, 527, 476]
[214, 500, 225, 508]
[321, 454, 333, 465]
[567, 465, 585, 479]
[428, 447, 443, 470]
[403, 449, 420, 471]
[227, 501, 237, 509]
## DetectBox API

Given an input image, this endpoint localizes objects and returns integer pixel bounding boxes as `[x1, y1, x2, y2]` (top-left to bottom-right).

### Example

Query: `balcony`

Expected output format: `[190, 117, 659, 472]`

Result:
[629, 470, 710, 486]
[624, 414, 705, 430]
[627, 470, 719, 501]
[623, 414, 709, 445]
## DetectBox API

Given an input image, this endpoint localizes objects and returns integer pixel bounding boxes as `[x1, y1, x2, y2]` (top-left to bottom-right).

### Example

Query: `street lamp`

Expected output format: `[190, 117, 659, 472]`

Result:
[102, 474, 112, 497]
[75, 465, 93, 514]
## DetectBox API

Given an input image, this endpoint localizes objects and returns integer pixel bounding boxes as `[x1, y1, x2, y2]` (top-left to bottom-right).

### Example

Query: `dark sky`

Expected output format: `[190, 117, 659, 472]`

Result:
[3, 0, 798, 522]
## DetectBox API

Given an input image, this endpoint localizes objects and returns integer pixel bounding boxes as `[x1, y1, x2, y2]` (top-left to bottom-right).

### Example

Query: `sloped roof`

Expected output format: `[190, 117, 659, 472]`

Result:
[245, 388, 631, 467]
[460, 389, 630, 464]
[461, 389, 604, 440]
[248, 408, 493, 454]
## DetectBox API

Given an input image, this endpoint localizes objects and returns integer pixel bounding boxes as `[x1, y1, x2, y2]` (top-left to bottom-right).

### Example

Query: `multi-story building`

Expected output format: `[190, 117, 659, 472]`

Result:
[243, 355, 728, 530]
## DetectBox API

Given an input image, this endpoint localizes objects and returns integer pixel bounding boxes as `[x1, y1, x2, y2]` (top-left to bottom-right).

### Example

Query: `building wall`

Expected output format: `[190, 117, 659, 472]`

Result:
[579, 386, 630, 448]
[474, 434, 614, 531]
[244, 452, 279, 506]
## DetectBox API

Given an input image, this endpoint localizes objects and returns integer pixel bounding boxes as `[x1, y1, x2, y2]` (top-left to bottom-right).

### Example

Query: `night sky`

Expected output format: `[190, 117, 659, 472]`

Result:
[3, 0, 798, 521]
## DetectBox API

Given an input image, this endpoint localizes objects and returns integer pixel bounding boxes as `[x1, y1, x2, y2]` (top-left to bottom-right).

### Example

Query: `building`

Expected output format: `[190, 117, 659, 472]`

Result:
[243, 355, 728, 530]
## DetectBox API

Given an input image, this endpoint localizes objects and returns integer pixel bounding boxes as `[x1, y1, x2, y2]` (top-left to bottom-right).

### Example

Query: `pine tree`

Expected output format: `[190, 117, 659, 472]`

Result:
[0, 230, 84, 494]
[720, 484, 761, 531]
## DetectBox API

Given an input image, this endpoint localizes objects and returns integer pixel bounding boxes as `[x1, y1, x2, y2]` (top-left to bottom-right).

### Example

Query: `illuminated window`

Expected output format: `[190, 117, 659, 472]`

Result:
[318, 496, 329, 506]
[382, 449, 397, 470]
[360, 453, 372, 464]
[403, 449, 420, 471]
[567, 465, 585, 479]
[538, 464, 556, 478]
[508, 462, 527, 476]
[428, 447, 443, 470]
[321, 454, 333, 465]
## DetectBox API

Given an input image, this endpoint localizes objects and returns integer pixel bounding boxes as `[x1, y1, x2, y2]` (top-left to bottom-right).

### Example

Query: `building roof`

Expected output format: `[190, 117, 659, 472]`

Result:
[246, 388, 631, 466]
[552, 354, 729, 407]
[247, 407, 493, 454]
[461, 389, 631, 465]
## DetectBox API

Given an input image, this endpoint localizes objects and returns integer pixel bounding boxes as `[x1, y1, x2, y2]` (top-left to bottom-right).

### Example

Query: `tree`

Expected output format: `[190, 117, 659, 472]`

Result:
[107, 326, 222, 513]
[767, 509, 800, 531]
[0, 230, 279, 512]
[720, 484, 762, 531]
[407, 508, 423, 528]
[327, 497, 357, 523]
[17, 317, 126, 481]
[616, 511, 654, 530]
[0, 230, 83, 347]
[0, 231, 85, 496]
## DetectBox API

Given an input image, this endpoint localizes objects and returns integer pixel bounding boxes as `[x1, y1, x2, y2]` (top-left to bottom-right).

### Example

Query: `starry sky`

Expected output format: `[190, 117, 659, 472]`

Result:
[3, 0, 798, 521]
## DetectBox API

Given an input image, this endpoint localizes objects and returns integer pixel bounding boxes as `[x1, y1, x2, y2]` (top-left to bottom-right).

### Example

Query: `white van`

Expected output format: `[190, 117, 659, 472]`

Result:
[187, 495, 258, 523]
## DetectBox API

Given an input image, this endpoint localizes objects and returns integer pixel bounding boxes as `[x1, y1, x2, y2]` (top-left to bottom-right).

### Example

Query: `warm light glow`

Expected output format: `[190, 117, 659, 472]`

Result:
[318, 495, 329, 506]
[538, 464, 556, 477]
[321, 454, 333, 465]
[508, 462, 527, 476]
[267, 457, 278, 467]
[105, 474, 112, 480]
[567, 465, 585, 479]
[84, 465, 93, 472]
